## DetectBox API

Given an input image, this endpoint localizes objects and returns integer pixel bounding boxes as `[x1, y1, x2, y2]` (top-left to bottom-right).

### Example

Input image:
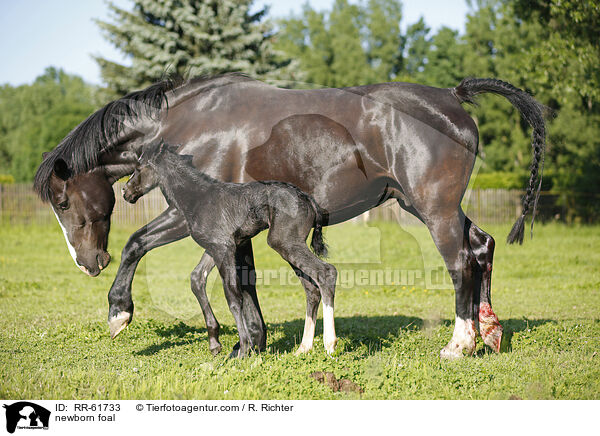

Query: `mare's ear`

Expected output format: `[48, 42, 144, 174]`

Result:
[53, 158, 72, 181]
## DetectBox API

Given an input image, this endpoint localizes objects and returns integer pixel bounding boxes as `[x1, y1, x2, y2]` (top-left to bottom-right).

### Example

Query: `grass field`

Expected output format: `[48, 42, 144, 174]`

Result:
[1, 220, 599, 399]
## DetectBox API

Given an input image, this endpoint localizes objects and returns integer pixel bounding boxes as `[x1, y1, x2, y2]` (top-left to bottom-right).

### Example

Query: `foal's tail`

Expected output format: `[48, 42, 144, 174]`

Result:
[454, 78, 548, 244]
[306, 195, 328, 258]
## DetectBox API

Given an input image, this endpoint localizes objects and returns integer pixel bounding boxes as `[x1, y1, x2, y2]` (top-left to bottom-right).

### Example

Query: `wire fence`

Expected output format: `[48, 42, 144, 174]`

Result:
[0, 182, 565, 228]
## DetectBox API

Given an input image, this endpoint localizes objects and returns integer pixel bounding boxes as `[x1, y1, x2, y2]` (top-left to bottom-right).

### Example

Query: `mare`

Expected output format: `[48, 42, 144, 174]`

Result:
[34, 74, 546, 358]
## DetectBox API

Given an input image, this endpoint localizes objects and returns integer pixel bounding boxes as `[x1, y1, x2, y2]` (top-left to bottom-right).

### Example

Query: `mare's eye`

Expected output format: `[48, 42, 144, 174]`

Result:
[58, 200, 69, 211]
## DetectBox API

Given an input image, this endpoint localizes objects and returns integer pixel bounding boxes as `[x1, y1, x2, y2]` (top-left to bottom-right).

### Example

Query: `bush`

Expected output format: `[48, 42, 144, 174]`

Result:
[471, 172, 527, 190]
[0, 174, 14, 185]
[471, 171, 555, 190]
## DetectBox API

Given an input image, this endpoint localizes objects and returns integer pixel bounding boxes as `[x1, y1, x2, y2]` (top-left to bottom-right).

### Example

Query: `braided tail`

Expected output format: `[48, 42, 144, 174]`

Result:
[454, 78, 547, 244]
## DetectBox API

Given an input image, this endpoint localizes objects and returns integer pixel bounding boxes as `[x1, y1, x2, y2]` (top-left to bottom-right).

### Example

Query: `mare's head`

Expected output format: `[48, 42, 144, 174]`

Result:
[44, 158, 115, 276]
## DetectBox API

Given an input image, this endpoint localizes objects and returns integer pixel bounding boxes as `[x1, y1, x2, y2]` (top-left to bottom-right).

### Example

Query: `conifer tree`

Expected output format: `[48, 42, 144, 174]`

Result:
[94, 0, 289, 94]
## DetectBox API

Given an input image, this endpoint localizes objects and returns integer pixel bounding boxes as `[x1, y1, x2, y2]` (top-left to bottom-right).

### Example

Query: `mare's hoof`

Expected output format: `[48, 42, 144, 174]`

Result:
[440, 341, 476, 360]
[209, 343, 222, 356]
[108, 311, 131, 339]
[440, 346, 465, 360]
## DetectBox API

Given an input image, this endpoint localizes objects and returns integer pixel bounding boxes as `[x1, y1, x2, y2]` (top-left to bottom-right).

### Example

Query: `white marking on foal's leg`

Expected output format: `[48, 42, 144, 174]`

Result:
[322, 303, 338, 354]
[440, 316, 477, 359]
[295, 315, 316, 355]
[52, 208, 81, 270]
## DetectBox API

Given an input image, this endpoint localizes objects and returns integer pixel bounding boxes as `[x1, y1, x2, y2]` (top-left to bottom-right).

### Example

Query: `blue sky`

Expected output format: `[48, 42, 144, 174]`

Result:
[0, 0, 470, 86]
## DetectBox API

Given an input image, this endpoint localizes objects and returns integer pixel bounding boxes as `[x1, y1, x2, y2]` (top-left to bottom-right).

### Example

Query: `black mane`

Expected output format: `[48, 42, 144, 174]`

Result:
[33, 72, 251, 202]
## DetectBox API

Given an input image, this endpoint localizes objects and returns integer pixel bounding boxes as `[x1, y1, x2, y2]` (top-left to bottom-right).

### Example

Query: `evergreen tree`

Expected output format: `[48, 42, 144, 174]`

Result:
[94, 0, 289, 95]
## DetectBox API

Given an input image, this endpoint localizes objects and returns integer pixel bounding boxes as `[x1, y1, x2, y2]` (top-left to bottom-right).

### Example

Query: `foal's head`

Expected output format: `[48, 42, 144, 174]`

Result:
[122, 141, 164, 203]
[123, 140, 186, 203]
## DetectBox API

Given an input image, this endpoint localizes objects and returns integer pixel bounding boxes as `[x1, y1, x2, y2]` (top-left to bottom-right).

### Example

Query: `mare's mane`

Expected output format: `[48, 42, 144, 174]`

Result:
[33, 72, 252, 202]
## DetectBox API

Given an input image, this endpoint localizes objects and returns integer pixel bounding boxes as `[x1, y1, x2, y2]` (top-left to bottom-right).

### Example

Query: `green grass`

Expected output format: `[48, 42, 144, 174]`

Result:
[0, 221, 599, 399]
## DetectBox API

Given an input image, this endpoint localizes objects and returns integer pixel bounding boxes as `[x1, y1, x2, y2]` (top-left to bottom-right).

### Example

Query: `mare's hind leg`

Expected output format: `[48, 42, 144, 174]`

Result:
[468, 219, 503, 352]
[190, 253, 221, 355]
[426, 210, 478, 359]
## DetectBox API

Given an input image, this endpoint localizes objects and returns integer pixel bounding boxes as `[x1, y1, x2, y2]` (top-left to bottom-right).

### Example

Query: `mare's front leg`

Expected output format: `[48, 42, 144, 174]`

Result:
[190, 253, 222, 355]
[108, 207, 189, 338]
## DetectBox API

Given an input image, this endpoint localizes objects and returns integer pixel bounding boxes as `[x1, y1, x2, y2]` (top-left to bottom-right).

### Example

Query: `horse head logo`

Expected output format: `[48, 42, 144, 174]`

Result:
[3, 402, 50, 433]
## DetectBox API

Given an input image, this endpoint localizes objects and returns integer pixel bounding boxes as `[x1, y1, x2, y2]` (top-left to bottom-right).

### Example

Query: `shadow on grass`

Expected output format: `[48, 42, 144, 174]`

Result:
[268, 315, 425, 354]
[134, 316, 556, 356]
[134, 322, 237, 356]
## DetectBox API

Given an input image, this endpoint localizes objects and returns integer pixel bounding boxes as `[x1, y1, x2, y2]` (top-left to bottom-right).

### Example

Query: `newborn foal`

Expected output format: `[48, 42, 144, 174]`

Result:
[124, 140, 338, 357]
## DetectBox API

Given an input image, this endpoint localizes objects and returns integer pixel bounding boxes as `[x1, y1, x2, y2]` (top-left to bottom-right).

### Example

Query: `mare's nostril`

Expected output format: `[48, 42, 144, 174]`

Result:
[98, 252, 111, 270]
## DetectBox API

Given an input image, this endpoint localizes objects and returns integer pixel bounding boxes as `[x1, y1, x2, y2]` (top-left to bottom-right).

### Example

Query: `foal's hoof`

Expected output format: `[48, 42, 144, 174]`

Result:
[324, 338, 338, 355]
[228, 342, 242, 359]
[108, 311, 131, 339]
[294, 344, 312, 356]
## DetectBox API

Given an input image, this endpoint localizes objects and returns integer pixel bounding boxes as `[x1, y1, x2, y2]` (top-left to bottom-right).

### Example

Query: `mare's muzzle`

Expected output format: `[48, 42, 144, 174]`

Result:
[76, 250, 111, 277]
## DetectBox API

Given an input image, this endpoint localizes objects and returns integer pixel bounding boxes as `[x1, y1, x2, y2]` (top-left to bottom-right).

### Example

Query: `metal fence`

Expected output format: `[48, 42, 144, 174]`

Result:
[0, 182, 538, 227]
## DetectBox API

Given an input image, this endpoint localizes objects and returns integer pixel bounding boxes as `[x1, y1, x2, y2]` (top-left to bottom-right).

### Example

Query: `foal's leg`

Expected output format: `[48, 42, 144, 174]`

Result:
[426, 210, 478, 359]
[190, 253, 221, 355]
[235, 240, 267, 352]
[212, 245, 255, 358]
[268, 230, 338, 354]
[468, 219, 503, 352]
[289, 266, 321, 355]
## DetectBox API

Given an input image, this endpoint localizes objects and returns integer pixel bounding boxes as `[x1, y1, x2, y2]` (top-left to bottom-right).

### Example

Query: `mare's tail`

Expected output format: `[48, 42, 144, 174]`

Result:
[454, 78, 548, 244]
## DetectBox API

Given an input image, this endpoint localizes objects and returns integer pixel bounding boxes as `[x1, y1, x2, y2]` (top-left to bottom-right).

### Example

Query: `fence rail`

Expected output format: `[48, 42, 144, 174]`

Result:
[0, 182, 557, 227]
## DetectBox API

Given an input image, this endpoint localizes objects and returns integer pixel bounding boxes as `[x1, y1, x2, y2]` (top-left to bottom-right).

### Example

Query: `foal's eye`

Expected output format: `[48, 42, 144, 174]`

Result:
[58, 200, 69, 210]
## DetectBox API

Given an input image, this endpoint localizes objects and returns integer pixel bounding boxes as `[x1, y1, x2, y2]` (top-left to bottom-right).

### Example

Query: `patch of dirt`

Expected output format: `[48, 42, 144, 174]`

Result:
[310, 371, 364, 394]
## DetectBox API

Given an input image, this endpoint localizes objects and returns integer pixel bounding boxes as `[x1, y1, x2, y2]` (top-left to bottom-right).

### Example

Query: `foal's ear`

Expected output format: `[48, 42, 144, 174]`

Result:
[157, 139, 173, 155]
[53, 158, 72, 181]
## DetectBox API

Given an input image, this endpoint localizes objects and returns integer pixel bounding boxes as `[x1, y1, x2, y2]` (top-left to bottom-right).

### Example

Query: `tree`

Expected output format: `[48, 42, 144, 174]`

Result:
[512, 0, 600, 107]
[95, 0, 290, 95]
[0, 68, 97, 181]
[403, 17, 430, 77]
[275, 0, 420, 88]
[455, 0, 600, 220]
[365, 0, 403, 82]
[419, 27, 466, 88]
[328, 0, 371, 87]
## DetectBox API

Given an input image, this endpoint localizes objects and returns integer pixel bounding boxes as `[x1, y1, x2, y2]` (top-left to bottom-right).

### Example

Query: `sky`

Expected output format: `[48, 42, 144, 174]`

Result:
[0, 0, 470, 87]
